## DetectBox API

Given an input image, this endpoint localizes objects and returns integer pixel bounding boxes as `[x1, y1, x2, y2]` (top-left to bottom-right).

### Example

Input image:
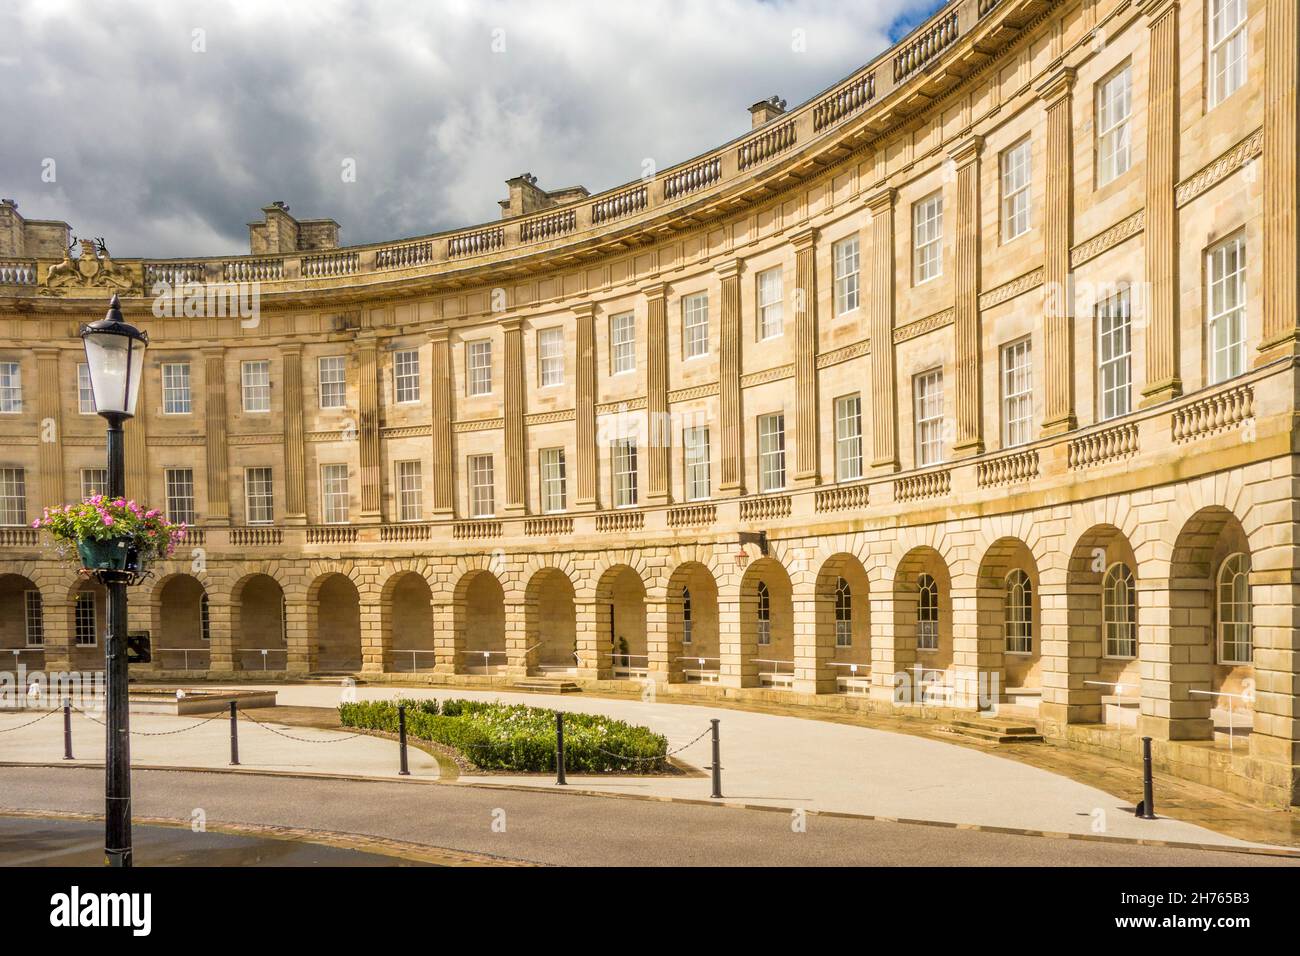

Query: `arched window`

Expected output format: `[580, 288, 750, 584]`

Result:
[1003, 569, 1032, 654]
[1103, 563, 1136, 658]
[200, 592, 210, 642]
[917, 573, 939, 650]
[681, 587, 693, 645]
[756, 580, 771, 646]
[835, 577, 852, 647]
[1217, 552, 1252, 664]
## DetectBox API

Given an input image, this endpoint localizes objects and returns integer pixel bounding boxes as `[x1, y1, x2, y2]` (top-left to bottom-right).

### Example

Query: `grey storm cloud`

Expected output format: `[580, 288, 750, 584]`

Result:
[0, 0, 947, 257]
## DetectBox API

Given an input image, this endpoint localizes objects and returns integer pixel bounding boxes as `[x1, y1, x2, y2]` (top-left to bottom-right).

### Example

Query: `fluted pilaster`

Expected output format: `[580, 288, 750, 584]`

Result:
[1038, 66, 1077, 435]
[35, 349, 64, 508]
[574, 303, 598, 509]
[357, 337, 382, 520]
[949, 135, 984, 455]
[644, 283, 670, 504]
[1260, 0, 1300, 358]
[791, 228, 821, 482]
[429, 328, 454, 517]
[281, 344, 306, 523]
[502, 317, 527, 513]
[866, 188, 899, 469]
[203, 348, 230, 524]
[716, 262, 744, 495]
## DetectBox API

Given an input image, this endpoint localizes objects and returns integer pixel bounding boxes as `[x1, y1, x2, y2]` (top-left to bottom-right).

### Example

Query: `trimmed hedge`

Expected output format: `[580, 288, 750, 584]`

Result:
[338, 698, 669, 773]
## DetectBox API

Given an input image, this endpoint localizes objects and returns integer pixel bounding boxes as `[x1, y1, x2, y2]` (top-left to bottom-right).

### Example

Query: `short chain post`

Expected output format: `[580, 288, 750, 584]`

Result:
[708, 718, 722, 799]
[62, 697, 73, 760]
[229, 700, 240, 766]
[555, 710, 567, 786]
[398, 704, 410, 776]
[1139, 735, 1155, 819]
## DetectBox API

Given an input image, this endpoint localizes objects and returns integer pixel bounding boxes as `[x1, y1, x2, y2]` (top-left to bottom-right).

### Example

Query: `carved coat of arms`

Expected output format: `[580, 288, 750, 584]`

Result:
[41, 238, 135, 295]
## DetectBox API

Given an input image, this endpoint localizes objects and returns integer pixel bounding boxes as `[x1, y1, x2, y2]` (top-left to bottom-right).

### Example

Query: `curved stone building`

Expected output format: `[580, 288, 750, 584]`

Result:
[1, 0, 1297, 806]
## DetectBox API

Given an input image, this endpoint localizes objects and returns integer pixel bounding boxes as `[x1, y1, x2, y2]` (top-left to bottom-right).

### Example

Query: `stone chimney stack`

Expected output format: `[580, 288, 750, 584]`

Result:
[499, 174, 590, 219]
[749, 95, 788, 129]
[248, 201, 341, 254]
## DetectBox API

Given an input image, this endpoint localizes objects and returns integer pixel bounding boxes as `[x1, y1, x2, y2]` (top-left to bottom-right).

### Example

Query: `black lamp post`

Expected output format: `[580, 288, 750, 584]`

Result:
[78, 293, 148, 868]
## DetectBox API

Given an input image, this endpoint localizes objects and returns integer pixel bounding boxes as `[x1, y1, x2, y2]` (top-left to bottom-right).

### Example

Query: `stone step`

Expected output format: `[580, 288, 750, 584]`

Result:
[946, 717, 1044, 744]
[950, 717, 1040, 735]
[511, 678, 583, 694]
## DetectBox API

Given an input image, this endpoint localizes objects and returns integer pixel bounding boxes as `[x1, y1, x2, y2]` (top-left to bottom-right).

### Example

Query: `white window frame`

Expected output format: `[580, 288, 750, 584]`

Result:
[757, 412, 786, 493]
[609, 312, 636, 375]
[1103, 562, 1137, 659]
[834, 394, 863, 482]
[537, 327, 565, 387]
[1004, 569, 1033, 655]
[917, 573, 939, 651]
[395, 460, 423, 522]
[757, 267, 784, 340]
[244, 467, 274, 524]
[1096, 64, 1133, 187]
[835, 577, 852, 648]
[467, 340, 493, 396]
[1000, 137, 1032, 243]
[756, 581, 772, 646]
[833, 235, 860, 316]
[318, 356, 346, 409]
[320, 463, 350, 525]
[241, 360, 271, 413]
[1207, 231, 1247, 385]
[393, 349, 420, 404]
[24, 590, 43, 647]
[682, 293, 709, 359]
[611, 439, 638, 508]
[1097, 288, 1132, 422]
[540, 447, 567, 513]
[683, 426, 711, 502]
[912, 192, 944, 285]
[161, 362, 192, 415]
[468, 454, 495, 518]
[77, 363, 96, 415]
[74, 591, 96, 646]
[1208, 0, 1248, 109]
[0, 467, 25, 525]
[164, 468, 196, 525]
[80, 468, 108, 501]
[1217, 552, 1252, 664]
[1000, 338, 1034, 448]
[0, 362, 21, 414]
[913, 369, 945, 467]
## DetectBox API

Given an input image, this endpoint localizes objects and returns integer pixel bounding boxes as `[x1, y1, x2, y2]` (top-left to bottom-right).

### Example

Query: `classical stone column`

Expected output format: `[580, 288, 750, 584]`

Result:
[206, 595, 235, 673]
[573, 598, 604, 680]
[1137, 575, 1213, 741]
[1140, 0, 1182, 405]
[643, 283, 670, 505]
[428, 328, 455, 517]
[791, 228, 821, 483]
[716, 263, 744, 496]
[34, 348, 65, 508]
[717, 593, 744, 689]
[202, 348, 230, 525]
[124, 379, 148, 502]
[866, 188, 899, 470]
[868, 579, 906, 703]
[502, 317, 527, 514]
[284, 597, 310, 675]
[359, 583, 384, 675]
[573, 303, 598, 510]
[792, 590, 832, 694]
[356, 336, 382, 522]
[949, 580, 984, 711]
[431, 602, 458, 674]
[1038, 66, 1077, 435]
[645, 597, 670, 685]
[281, 344, 307, 524]
[949, 136, 984, 456]
[1259, 0, 1300, 361]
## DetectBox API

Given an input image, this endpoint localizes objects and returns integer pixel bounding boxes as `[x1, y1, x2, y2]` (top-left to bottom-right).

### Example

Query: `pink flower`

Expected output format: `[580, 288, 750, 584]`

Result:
[30, 519, 39, 528]
[102, 515, 114, 526]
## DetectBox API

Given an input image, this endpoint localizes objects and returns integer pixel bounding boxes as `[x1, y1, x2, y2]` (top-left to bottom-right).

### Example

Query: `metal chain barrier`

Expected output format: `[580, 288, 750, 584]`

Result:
[589, 723, 714, 764]
[236, 707, 367, 743]
[72, 704, 228, 737]
[0, 709, 58, 734]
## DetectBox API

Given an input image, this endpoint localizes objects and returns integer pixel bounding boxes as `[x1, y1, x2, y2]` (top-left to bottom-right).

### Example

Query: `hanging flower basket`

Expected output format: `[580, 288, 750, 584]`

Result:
[34, 496, 186, 575]
[75, 536, 143, 573]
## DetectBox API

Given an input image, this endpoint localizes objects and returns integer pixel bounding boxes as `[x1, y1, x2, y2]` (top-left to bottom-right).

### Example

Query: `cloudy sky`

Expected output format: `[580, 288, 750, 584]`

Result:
[1, 0, 946, 258]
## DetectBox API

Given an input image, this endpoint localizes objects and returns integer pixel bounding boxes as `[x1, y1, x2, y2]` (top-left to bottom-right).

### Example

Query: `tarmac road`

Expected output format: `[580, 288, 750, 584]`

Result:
[0, 766, 1294, 867]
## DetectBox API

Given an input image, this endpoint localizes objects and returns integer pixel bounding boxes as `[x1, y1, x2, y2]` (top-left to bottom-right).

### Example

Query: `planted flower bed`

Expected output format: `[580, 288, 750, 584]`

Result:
[338, 698, 669, 773]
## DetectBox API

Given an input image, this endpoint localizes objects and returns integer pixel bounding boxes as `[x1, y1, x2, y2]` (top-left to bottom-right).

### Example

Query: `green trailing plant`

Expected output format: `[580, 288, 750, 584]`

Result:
[339, 698, 669, 773]
[34, 496, 187, 567]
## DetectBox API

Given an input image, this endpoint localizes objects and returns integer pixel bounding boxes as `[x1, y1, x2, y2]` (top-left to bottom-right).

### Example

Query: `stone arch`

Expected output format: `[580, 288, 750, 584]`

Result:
[1063, 523, 1141, 726]
[0, 572, 45, 673]
[738, 557, 794, 688]
[308, 571, 362, 672]
[814, 552, 871, 693]
[595, 563, 647, 676]
[453, 568, 506, 674]
[524, 566, 577, 673]
[1168, 505, 1253, 742]
[382, 570, 435, 673]
[975, 537, 1041, 701]
[893, 545, 954, 701]
[151, 572, 209, 672]
[665, 561, 720, 683]
[230, 572, 286, 672]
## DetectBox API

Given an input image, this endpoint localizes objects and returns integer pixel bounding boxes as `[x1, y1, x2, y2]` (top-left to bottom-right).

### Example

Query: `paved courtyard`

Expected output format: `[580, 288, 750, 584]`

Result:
[0, 682, 1284, 851]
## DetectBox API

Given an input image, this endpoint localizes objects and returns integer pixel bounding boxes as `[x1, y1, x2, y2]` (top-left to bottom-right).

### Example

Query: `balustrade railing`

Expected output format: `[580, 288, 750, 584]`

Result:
[591, 184, 647, 224]
[144, 262, 206, 286]
[737, 119, 797, 170]
[301, 251, 360, 278]
[814, 483, 868, 512]
[894, 10, 960, 83]
[1171, 385, 1253, 443]
[229, 527, 283, 546]
[740, 495, 791, 521]
[223, 258, 283, 282]
[453, 519, 501, 540]
[813, 72, 876, 132]
[596, 510, 644, 533]
[375, 239, 434, 270]
[976, 449, 1039, 488]
[447, 226, 505, 258]
[380, 522, 432, 542]
[524, 516, 573, 536]
[0, 260, 37, 285]
[667, 503, 717, 528]
[1068, 422, 1139, 469]
[663, 156, 721, 200]
[519, 208, 577, 243]
[307, 526, 358, 544]
[894, 469, 951, 502]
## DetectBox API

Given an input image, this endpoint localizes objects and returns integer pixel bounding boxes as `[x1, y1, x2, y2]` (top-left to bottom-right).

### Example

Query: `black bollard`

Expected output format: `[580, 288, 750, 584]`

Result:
[555, 711, 566, 786]
[1138, 735, 1155, 819]
[229, 700, 240, 766]
[708, 718, 723, 799]
[62, 698, 73, 761]
[397, 704, 410, 776]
